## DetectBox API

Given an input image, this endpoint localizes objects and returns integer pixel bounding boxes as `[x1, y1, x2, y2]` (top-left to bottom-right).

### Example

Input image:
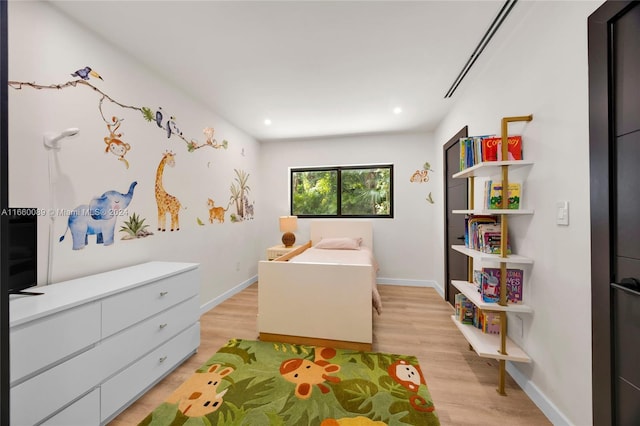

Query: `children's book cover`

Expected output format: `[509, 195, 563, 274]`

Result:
[481, 268, 524, 303]
[481, 269, 500, 303]
[488, 182, 521, 209]
[506, 268, 524, 303]
[481, 136, 523, 161]
[481, 311, 501, 334]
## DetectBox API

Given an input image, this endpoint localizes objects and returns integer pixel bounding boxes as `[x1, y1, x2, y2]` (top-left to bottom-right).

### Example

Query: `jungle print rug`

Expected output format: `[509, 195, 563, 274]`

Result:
[139, 338, 440, 426]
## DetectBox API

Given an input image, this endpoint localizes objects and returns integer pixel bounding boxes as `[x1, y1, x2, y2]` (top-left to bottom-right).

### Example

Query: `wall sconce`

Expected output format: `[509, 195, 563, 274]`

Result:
[279, 216, 298, 247]
[43, 128, 80, 151]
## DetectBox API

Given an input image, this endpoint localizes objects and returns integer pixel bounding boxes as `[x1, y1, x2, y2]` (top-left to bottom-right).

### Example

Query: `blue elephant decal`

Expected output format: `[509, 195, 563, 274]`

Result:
[59, 181, 138, 250]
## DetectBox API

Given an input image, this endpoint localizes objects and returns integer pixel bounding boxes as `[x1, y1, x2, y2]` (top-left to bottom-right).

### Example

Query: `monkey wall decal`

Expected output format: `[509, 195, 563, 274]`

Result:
[103, 116, 132, 168]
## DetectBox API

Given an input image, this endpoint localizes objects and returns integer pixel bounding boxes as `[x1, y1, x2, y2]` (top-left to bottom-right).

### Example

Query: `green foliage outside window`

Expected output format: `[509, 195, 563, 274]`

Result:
[292, 169, 338, 215]
[291, 165, 393, 217]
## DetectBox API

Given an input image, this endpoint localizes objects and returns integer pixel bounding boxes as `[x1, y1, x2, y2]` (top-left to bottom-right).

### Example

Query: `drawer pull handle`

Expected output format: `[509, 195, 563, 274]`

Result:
[159, 356, 168, 363]
[160, 291, 168, 297]
[159, 323, 168, 329]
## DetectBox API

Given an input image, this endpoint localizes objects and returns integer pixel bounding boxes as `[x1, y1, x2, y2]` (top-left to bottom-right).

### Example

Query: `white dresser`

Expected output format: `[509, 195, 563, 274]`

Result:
[9, 261, 201, 426]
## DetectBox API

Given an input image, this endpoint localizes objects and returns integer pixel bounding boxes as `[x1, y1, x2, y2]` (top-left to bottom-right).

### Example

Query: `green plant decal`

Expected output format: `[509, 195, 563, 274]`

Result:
[141, 106, 155, 122]
[119, 212, 153, 239]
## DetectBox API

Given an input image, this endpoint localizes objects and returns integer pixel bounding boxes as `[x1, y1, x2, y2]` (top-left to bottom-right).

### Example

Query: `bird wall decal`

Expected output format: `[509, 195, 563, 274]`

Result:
[71, 66, 103, 81]
[155, 107, 163, 128]
[426, 192, 434, 204]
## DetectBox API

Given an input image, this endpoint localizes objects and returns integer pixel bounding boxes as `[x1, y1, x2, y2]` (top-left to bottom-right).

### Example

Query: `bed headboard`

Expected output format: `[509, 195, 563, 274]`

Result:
[309, 220, 373, 250]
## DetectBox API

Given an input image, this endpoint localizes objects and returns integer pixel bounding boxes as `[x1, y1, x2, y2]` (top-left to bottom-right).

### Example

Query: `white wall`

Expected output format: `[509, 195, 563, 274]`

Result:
[259, 132, 440, 287]
[434, 1, 602, 425]
[8, 1, 261, 306]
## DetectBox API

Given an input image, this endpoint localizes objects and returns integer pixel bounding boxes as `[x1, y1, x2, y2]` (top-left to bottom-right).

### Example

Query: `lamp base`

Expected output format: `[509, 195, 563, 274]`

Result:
[282, 232, 296, 247]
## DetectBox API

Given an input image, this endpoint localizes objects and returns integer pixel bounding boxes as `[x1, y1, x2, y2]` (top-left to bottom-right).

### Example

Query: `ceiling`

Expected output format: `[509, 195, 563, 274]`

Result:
[50, 1, 506, 142]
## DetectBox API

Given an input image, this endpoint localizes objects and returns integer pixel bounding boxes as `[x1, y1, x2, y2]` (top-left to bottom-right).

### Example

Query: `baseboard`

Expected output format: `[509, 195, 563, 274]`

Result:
[376, 278, 444, 298]
[200, 275, 258, 315]
[506, 362, 572, 426]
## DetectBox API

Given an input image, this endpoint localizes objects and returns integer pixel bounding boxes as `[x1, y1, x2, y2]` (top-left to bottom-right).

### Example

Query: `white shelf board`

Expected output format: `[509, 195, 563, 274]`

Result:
[452, 209, 534, 215]
[450, 316, 531, 363]
[451, 280, 533, 313]
[451, 245, 534, 264]
[453, 160, 534, 179]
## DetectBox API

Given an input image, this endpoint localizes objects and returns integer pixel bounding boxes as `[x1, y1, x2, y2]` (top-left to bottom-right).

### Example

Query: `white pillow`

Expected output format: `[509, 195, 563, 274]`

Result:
[314, 237, 362, 250]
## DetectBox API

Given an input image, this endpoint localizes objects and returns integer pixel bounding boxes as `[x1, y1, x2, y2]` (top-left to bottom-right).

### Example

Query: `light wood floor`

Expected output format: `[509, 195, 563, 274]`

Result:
[109, 283, 551, 426]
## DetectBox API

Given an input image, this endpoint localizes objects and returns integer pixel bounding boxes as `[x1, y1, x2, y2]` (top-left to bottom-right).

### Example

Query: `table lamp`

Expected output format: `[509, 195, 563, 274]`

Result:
[279, 216, 298, 247]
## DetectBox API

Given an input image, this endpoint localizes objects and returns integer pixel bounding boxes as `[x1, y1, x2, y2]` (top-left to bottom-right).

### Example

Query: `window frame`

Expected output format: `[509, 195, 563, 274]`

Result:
[290, 164, 394, 218]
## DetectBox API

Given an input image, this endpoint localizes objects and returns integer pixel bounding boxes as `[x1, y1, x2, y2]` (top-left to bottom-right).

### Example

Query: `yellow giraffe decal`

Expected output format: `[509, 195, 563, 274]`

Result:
[155, 151, 181, 231]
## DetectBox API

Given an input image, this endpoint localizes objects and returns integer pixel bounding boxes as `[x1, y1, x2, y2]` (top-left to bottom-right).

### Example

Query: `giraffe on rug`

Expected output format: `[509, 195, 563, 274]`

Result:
[155, 151, 181, 231]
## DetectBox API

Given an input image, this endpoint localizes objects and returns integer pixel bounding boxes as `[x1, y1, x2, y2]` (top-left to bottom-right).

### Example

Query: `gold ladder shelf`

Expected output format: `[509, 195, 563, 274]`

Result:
[455, 114, 533, 396]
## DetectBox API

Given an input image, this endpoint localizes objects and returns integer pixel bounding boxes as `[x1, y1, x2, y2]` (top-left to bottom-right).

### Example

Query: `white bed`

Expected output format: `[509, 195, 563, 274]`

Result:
[257, 220, 380, 350]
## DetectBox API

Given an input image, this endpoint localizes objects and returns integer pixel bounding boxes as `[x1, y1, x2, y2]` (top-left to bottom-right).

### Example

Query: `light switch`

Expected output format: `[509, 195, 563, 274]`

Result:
[556, 201, 569, 226]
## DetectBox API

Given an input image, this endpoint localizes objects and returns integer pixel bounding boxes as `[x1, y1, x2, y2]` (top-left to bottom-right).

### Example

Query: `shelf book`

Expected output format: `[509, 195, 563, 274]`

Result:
[452, 280, 533, 313]
[459, 135, 494, 170]
[465, 215, 497, 249]
[455, 293, 501, 334]
[480, 311, 501, 334]
[480, 267, 524, 304]
[464, 215, 512, 254]
[459, 135, 523, 170]
[481, 135, 523, 161]
[483, 181, 522, 210]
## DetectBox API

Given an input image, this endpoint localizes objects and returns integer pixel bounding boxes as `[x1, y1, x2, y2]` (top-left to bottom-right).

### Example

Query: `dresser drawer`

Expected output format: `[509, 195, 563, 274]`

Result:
[10, 302, 101, 385]
[102, 268, 199, 337]
[11, 345, 102, 426]
[98, 296, 199, 382]
[101, 322, 200, 423]
[41, 388, 100, 426]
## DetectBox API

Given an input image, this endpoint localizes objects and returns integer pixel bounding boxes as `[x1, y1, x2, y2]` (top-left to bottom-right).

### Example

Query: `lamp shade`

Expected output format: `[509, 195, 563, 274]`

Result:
[279, 216, 298, 247]
[279, 216, 298, 233]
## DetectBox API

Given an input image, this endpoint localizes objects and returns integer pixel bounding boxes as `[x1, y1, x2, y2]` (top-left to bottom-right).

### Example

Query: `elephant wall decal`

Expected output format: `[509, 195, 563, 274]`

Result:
[59, 181, 138, 250]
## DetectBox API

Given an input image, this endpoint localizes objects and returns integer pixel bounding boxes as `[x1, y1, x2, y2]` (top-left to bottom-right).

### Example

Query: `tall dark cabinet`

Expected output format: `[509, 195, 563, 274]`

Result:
[589, 1, 640, 425]
[1, 0, 10, 423]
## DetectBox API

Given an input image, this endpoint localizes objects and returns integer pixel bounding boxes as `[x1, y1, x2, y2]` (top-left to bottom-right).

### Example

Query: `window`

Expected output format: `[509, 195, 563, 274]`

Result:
[291, 165, 393, 218]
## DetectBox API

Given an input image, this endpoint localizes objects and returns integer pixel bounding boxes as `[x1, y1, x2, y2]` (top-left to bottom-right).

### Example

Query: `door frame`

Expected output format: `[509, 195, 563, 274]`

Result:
[1, 0, 9, 422]
[443, 126, 468, 304]
[588, 2, 636, 425]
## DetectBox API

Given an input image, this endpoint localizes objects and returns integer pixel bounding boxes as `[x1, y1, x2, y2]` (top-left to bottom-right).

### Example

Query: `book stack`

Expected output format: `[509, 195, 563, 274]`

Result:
[465, 215, 497, 249]
[464, 215, 511, 254]
[456, 292, 510, 333]
[459, 135, 523, 170]
[483, 180, 522, 209]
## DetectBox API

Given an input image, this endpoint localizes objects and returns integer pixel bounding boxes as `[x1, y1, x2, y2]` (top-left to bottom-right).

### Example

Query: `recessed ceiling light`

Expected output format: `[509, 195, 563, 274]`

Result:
[393, 107, 402, 115]
[264, 119, 272, 126]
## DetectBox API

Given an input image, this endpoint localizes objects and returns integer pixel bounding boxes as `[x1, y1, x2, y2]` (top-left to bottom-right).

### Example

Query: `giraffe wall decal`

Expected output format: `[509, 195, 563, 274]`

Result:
[155, 151, 181, 231]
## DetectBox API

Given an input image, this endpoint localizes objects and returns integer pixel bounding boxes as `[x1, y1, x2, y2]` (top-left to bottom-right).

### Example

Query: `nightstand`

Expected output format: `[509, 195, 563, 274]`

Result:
[266, 244, 300, 260]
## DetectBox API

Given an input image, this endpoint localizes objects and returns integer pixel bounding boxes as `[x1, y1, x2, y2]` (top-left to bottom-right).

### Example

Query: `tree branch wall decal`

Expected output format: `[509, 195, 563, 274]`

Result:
[8, 77, 230, 157]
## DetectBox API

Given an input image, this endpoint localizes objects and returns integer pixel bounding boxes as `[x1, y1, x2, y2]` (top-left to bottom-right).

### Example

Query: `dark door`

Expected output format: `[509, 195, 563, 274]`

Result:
[589, 2, 640, 425]
[443, 127, 468, 306]
[0, 1, 9, 423]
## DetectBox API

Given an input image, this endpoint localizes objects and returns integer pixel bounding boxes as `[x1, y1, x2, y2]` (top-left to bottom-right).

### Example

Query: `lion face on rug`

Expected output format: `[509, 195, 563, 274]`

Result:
[280, 346, 341, 399]
[165, 363, 234, 417]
